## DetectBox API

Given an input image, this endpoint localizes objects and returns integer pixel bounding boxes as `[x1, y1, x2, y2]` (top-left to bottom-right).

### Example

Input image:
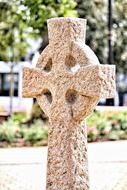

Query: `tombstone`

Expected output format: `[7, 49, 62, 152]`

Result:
[22, 18, 115, 190]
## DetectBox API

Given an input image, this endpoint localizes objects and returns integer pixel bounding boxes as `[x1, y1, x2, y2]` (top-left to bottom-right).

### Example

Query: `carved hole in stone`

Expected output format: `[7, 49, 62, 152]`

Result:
[65, 55, 80, 72]
[43, 89, 52, 103]
[65, 89, 77, 104]
[43, 58, 52, 72]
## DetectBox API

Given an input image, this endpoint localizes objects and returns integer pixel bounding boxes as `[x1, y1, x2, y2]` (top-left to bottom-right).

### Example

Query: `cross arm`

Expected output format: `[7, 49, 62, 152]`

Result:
[98, 65, 116, 98]
[22, 67, 47, 98]
[73, 64, 115, 98]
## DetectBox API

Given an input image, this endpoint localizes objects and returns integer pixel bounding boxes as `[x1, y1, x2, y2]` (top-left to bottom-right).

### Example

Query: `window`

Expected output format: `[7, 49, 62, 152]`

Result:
[0, 73, 19, 96]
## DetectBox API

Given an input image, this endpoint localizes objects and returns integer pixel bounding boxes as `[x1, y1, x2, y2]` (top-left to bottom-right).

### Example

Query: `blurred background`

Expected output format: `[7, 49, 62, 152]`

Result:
[0, 1, 127, 190]
[0, 0, 127, 150]
[0, 0, 127, 115]
[0, 0, 127, 144]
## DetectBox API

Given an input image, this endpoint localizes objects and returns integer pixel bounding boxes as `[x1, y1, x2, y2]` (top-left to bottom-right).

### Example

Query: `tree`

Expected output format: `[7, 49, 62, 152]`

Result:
[0, 0, 28, 62]
[113, 0, 127, 73]
[0, 0, 77, 61]
[21, 0, 77, 34]
[20, 0, 77, 51]
[0, 0, 77, 115]
[76, 0, 127, 73]
[0, 1, 29, 114]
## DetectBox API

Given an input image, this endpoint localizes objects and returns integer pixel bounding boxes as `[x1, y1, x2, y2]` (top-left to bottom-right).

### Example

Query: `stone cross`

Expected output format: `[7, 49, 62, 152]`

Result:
[22, 18, 115, 190]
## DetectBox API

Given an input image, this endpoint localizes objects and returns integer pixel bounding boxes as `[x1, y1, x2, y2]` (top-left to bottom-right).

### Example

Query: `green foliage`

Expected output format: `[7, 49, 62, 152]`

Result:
[11, 112, 29, 125]
[76, 0, 127, 74]
[23, 120, 48, 145]
[87, 111, 127, 142]
[0, 119, 20, 143]
[21, 0, 77, 35]
[0, 115, 48, 147]
[0, 0, 77, 61]
[31, 102, 48, 120]
[1, 111, 127, 146]
[0, 0, 29, 61]
[113, 0, 127, 73]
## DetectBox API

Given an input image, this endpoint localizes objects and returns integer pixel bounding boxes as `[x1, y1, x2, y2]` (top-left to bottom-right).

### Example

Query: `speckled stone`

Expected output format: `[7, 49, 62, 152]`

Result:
[22, 18, 116, 190]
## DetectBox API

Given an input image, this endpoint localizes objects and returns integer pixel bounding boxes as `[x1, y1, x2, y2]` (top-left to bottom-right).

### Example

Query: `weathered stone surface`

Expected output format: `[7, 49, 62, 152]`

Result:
[22, 18, 116, 190]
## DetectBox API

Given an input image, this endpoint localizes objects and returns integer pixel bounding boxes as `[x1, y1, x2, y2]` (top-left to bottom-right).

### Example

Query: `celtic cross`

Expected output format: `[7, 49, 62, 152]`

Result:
[23, 18, 115, 190]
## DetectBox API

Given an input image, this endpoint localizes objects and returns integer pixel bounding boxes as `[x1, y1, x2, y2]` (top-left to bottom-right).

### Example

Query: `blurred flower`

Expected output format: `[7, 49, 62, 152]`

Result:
[15, 129, 20, 134]
[88, 126, 98, 135]
[113, 121, 120, 130]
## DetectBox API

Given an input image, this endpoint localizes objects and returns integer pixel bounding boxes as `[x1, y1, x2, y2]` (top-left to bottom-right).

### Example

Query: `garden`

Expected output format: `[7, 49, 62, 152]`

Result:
[0, 0, 126, 148]
[0, 109, 127, 147]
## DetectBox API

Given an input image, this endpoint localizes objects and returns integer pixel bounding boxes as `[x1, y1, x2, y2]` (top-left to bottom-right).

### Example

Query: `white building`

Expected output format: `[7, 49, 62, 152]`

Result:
[0, 61, 33, 113]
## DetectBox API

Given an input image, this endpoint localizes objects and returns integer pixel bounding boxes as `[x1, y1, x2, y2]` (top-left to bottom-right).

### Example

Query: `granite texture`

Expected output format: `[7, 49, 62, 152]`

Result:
[22, 18, 116, 190]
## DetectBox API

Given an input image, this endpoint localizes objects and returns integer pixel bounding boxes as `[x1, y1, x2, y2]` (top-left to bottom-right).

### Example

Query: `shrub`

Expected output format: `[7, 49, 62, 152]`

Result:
[0, 110, 127, 146]
[0, 119, 19, 143]
[87, 110, 127, 142]
[23, 120, 48, 145]
[0, 116, 48, 147]
[11, 112, 29, 125]
[31, 102, 48, 121]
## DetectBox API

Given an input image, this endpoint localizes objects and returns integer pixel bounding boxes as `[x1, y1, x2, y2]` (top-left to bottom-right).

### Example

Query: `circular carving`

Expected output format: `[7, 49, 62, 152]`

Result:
[43, 89, 52, 103]
[43, 58, 52, 72]
[65, 55, 80, 72]
[65, 89, 77, 104]
[65, 55, 76, 68]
